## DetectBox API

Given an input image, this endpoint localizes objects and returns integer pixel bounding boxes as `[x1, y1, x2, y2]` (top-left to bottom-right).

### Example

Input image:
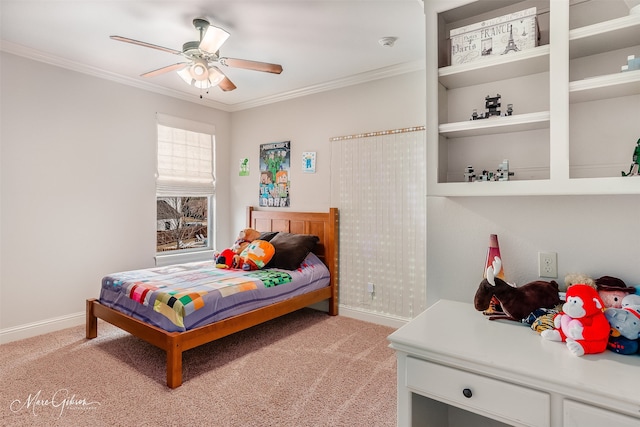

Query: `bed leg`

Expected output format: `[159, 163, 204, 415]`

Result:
[328, 297, 338, 316]
[86, 299, 98, 339]
[166, 338, 183, 388]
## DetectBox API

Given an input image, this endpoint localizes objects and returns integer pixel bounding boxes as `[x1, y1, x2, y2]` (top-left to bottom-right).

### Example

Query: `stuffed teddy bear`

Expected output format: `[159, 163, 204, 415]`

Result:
[235, 240, 275, 271]
[595, 276, 636, 308]
[604, 294, 640, 355]
[231, 228, 262, 255]
[564, 273, 595, 289]
[541, 284, 610, 356]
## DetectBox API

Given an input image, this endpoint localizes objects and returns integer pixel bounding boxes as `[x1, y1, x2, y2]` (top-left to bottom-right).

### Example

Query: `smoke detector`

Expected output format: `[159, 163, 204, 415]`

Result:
[378, 37, 398, 47]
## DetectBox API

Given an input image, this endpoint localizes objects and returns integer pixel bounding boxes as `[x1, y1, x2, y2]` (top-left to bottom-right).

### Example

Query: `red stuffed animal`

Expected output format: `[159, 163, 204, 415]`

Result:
[540, 284, 610, 356]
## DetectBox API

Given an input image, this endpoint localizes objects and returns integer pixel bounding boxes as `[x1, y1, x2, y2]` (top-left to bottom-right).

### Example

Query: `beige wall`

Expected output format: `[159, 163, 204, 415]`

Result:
[0, 52, 231, 336]
[228, 71, 427, 232]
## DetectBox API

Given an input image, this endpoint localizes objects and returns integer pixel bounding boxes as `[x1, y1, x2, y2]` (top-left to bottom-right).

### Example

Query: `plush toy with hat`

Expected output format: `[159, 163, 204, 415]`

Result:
[541, 284, 610, 356]
[605, 294, 640, 355]
[595, 275, 636, 308]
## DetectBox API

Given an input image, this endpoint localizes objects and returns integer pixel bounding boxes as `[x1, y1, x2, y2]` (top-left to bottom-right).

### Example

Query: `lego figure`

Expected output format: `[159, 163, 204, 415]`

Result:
[496, 159, 515, 181]
[470, 94, 503, 120]
[485, 94, 501, 117]
[621, 138, 640, 177]
[464, 165, 476, 182]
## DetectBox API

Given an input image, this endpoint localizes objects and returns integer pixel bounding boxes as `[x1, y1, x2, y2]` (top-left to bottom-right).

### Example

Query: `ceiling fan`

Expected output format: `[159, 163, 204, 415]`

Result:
[111, 18, 283, 92]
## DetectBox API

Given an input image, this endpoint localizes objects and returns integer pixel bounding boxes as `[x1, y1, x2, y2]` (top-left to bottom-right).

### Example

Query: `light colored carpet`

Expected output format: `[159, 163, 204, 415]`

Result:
[1, 309, 397, 426]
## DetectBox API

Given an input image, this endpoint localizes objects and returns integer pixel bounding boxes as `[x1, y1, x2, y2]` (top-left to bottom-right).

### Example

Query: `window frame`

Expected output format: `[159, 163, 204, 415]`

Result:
[154, 114, 216, 266]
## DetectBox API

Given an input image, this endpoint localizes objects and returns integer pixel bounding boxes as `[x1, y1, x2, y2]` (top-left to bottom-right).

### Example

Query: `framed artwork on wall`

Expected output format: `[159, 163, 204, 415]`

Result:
[302, 151, 316, 173]
[259, 141, 290, 207]
[239, 158, 249, 176]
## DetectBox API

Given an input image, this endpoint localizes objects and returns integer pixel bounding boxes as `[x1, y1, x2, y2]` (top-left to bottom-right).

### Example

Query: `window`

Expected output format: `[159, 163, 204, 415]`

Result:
[156, 114, 215, 257]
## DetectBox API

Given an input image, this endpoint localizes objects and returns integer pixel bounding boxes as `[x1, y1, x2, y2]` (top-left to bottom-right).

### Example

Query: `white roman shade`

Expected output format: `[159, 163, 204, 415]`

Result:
[156, 113, 216, 197]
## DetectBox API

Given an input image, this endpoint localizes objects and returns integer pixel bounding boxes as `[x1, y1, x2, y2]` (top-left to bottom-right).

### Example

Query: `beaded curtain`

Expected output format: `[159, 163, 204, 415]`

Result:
[330, 127, 426, 320]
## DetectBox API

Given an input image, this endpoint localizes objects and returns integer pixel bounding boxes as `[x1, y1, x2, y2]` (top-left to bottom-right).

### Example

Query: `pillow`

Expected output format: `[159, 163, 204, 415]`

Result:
[266, 233, 319, 270]
[257, 231, 279, 242]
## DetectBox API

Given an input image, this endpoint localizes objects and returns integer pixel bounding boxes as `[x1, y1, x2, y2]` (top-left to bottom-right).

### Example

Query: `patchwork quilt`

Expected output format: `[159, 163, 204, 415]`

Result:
[99, 252, 330, 332]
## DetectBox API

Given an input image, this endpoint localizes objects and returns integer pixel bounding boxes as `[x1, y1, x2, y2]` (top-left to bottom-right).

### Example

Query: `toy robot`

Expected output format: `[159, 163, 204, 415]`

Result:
[471, 94, 508, 120]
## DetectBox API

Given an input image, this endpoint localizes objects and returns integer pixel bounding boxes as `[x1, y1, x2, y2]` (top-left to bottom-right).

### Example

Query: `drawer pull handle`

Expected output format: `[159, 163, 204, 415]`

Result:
[462, 388, 473, 398]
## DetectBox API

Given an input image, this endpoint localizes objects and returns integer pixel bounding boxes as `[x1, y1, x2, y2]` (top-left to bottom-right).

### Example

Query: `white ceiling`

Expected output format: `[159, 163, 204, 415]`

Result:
[0, 0, 426, 111]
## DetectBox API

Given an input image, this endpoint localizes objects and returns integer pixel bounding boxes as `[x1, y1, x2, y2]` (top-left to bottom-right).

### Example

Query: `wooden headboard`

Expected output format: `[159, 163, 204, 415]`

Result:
[247, 207, 339, 313]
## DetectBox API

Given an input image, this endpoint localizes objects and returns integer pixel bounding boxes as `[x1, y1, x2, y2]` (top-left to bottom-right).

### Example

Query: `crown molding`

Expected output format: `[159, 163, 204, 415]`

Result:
[0, 40, 231, 111]
[227, 59, 426, 112]
[1, 40, 424, 112]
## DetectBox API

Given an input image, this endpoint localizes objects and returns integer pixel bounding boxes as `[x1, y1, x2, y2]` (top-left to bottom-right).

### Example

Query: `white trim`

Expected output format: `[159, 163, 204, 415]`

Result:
[155, 249, 216, 267]
[0, 311, 85, 344]
[338, 305, 409, 330]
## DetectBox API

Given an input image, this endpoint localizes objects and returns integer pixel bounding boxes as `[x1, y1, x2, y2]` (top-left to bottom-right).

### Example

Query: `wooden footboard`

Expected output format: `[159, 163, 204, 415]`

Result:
[86, 207, 339, 388]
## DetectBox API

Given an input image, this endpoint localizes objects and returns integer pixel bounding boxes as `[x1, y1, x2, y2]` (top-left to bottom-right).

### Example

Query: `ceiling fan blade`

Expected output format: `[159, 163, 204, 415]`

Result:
[110, 35, 182, 55]
[218, 76, 237, 92]
[220, 57, 283, 74]
[140, 62, 189, 78]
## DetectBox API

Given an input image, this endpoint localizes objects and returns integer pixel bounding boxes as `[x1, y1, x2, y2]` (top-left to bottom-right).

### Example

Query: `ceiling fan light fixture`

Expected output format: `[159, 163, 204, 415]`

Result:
[207, 66, 225, 85]
[191, 62, 208, 80]
[177, 62, 225, 89]
[199, 25, 230, 53]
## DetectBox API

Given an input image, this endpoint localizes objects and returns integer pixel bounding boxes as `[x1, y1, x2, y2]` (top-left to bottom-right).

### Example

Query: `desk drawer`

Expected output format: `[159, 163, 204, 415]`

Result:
[406, 357, 550, 427]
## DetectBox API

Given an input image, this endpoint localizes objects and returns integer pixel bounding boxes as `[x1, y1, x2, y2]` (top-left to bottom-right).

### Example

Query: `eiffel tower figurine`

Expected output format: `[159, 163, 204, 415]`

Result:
[502, 24, 519, 54]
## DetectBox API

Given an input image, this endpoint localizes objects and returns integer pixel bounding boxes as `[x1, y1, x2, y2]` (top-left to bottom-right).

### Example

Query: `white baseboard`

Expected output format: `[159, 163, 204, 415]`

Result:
[0, 311, 85, 344]
[338, 305, 409, 329]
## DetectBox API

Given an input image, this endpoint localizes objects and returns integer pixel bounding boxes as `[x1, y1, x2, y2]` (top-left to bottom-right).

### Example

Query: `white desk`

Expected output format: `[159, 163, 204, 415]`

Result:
[388, 299, 640, 427]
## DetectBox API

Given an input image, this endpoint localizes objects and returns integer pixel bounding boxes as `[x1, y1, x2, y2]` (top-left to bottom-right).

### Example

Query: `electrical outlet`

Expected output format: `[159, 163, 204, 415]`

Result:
[538, 251, 558, 278]
[367, 282, 375, 294]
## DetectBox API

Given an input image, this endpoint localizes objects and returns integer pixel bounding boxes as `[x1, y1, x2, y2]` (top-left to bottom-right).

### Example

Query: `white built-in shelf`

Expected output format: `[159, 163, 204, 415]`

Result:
[570, 70, 640, 103]
[426, 0, 640, 197]
[429, 176, 640, 197]
[438, 45, 550, 89]
[569, 14, 640, 59]
[439, 111, 550, 138]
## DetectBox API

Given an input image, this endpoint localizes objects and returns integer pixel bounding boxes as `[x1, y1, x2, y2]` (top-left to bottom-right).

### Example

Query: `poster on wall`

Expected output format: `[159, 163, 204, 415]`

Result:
[259, 141, 290, 207]
[302, 151, 316, 173]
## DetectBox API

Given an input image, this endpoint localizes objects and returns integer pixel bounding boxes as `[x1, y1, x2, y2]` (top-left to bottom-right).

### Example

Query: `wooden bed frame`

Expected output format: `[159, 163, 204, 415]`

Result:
[86, 207, 338, 388]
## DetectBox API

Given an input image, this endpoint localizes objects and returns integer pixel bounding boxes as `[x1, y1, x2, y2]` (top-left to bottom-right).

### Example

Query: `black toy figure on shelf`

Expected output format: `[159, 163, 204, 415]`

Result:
[464, 165, 476, 182]
[621, 138, 640, 177]
[471, 94, 513, 120]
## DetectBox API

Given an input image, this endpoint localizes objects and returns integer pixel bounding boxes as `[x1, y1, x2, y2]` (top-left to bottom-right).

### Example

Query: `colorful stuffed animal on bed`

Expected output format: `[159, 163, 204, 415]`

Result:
[216, 248, 238, 269]
[236, 239, 275, 271]
[215, 228, 263, 269]
[541, 284, 610, 356]
[605, 296, 640, 355]
[231, 228, 262, 255]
